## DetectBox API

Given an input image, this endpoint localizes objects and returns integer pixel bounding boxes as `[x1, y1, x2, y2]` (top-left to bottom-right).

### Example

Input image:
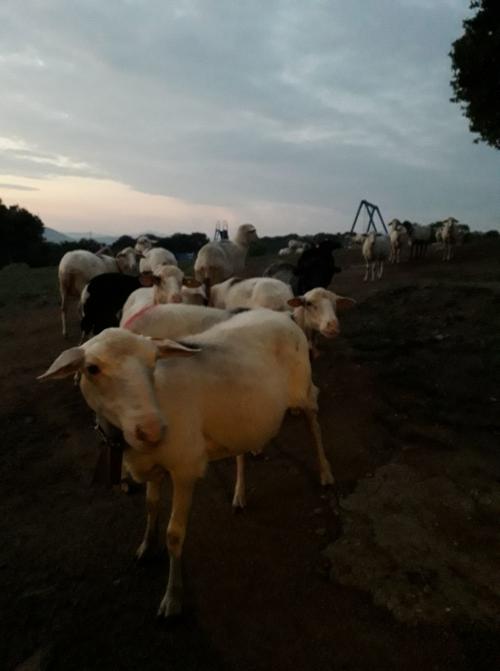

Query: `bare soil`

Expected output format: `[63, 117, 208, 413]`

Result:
[1, 241, 499, 671]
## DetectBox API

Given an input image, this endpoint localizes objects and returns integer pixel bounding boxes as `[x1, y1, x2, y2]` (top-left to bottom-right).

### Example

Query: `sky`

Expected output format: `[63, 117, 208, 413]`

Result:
[0, 0, 499, 238]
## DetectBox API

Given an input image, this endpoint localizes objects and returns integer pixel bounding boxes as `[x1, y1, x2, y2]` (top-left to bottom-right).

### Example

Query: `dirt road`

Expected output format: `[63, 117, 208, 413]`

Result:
[1, 241, 499, 670]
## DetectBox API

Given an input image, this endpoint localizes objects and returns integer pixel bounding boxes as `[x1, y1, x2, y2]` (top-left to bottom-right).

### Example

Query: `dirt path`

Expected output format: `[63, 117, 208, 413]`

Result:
[1, 241, 499, 670]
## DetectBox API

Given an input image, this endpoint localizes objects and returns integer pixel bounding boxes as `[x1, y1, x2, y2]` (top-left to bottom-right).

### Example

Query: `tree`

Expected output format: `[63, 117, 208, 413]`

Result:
[111, 235, 136, 253]
[0, 199, 47, 267]
[450, 1, 500, 149]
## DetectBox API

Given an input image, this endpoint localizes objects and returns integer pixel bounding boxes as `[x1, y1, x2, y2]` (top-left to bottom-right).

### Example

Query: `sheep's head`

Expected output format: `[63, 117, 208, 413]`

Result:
[134, 235, 155, 255]
[237, 223, 258, 245]
[116, 247, 139, 275]
[151, 264, 185, 304]
[388, 219, 402, 231]
[38, 329, 199, 451]
[150, 265, 202, 304]
[288, 288, 355, 338]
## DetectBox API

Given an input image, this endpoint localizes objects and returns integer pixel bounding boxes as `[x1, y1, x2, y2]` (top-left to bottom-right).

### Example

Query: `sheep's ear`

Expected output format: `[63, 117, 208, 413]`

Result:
[335, 296, 356, 312]
[38, 347, 85, 380]
[155, 340, 201, 359]
[288, 296, 305, 308]
[183, 277, 202, 288]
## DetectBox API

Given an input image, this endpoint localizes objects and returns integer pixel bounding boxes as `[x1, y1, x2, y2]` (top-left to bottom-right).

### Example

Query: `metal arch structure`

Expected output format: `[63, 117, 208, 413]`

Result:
[350, 200, 388, 234]
[214, 220, 229, 241]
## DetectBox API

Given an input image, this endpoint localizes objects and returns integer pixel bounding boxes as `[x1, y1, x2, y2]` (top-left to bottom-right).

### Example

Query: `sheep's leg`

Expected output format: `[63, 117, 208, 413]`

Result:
[232, 454, 246, 509]
[61, 293, 68, 338]
[363, 262, 369, 282]
[378, 260, 384, 280]
[304, 407, 334, 485]
[371, 262, 376, 281]
[157, 473, 195, 618]
[203, 278, 211, 305]
[303, 386, 334, 486]
[136, 480, 162, 561]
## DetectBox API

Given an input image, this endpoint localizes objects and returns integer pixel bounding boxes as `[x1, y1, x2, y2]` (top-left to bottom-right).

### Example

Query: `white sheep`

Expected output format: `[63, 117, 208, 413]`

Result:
[58, 247, 138, 338]
[278, 247, 293, 257]
[440, 217, 459, 261]
[39, 309, 333, 618]
[362, 233, 391, 281]
[210, 277, 293, 312]
[388, 219, 405, 264]
[210, 277, 354, 341]
[193, 223, 258, 300]
[121, 294, 351, 506]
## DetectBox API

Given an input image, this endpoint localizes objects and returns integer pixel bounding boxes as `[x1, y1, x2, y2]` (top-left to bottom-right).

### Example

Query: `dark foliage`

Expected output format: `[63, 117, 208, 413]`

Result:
[450, 1, 500, 149]
[0, 199, 46, 268]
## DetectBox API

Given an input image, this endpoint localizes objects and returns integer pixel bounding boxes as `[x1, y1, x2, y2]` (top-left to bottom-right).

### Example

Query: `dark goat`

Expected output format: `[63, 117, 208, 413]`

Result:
[80, 273, 150, 338]
[264, 240, 342, 295]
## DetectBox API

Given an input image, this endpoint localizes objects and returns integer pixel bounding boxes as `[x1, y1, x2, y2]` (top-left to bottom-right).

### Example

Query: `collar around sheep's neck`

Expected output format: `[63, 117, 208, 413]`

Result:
[122, 303, 156, 330]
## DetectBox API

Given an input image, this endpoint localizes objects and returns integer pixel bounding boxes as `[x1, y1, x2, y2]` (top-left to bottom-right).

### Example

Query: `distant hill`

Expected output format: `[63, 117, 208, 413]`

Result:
[43, 227, 72, 243]
[68, 231, 118, 244]
[42, 228, 118, 244]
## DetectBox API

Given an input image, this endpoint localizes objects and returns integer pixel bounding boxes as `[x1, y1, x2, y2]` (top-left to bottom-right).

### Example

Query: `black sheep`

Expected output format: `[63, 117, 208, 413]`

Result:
[264, 239, 342, 296]
[80, 273, 151, 338]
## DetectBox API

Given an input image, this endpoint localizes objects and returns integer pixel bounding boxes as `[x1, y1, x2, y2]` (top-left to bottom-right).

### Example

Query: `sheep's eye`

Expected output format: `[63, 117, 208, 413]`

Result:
[305, 301, 314, 309]
[86, 364, 100, 376]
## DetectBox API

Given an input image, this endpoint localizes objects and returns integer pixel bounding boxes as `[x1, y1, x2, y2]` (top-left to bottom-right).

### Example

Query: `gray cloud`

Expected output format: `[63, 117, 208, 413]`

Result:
[0, 183, 39, 191]
[0, 0, 498, 232]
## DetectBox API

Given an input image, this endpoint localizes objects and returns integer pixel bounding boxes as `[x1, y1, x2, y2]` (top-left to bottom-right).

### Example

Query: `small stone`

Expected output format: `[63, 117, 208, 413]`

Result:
[313, 508, 322, 515]
[315, 528, 327, 536]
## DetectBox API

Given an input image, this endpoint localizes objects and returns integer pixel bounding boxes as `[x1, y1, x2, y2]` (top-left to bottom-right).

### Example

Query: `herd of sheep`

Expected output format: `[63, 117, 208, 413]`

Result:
[358, 216, 461, 281]
[39, 217, 459, 618]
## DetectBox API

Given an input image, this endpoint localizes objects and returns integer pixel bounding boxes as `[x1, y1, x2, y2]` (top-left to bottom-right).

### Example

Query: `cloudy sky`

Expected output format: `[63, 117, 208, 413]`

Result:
[0, 0, 498, 238]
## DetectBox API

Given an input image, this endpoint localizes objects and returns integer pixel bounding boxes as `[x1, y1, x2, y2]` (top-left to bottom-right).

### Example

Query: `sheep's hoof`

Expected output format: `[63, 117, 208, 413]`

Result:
[157, 595, 183, 620]
[320, 469, 335, 487]
[136, 540, 164, 563]
[232, 494, 246, 511]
